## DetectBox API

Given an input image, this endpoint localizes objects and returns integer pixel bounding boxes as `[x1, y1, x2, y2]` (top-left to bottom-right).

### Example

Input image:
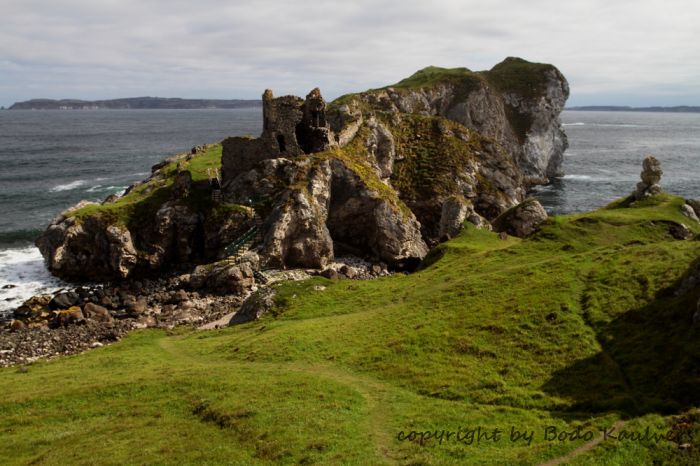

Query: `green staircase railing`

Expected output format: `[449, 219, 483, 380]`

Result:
[224, 225, 258, 258]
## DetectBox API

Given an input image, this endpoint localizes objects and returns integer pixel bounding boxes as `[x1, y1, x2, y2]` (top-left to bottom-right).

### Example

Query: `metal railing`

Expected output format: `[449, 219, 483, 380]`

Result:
[224, 225, 258, 257]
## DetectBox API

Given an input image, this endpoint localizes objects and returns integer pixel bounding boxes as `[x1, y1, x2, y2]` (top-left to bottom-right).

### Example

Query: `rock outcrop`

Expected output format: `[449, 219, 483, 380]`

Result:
[37, 198, 254, 280]
[229, 288, 277, 325]
[190, 258, 257, 295]
[681, 203, 699, 223]
[259, 161, 335, 269]
[325, 159, 428, 268]
[634, 155, 663, 200]
[438, 195, 491, 239]
[492, 198, 548, 238]
[38, 58, 569, 280]
[37, 210, 139, 280]
[221, 88, 430, 270]
[36, 145, 258, 280]
[684, 199, 700, 221]
[328, 58, 569, 184]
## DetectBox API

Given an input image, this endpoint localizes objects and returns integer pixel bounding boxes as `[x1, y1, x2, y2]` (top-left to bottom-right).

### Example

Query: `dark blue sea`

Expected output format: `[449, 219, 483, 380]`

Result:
[1, 108, 699, 315]
[533, 111, 700, 213]
[0, 108, 262, 314]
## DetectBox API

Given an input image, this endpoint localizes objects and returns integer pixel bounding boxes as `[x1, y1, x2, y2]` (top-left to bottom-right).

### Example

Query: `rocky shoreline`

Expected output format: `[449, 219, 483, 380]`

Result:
[0, 253, 390, 366]
[1, 273, 241, 366]
[7, 147, 698, 368]
[4, 160, 699, 367]
[3, 59, 576, 366]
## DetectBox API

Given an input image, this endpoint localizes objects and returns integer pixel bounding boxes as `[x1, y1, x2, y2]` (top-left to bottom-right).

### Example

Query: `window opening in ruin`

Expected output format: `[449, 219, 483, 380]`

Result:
[276, 134, 286, 152]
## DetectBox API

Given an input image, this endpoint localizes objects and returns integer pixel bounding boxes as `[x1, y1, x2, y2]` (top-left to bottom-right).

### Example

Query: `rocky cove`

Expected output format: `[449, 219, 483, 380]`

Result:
[0, 258, 388, 366]
[4, 57, 697, 368]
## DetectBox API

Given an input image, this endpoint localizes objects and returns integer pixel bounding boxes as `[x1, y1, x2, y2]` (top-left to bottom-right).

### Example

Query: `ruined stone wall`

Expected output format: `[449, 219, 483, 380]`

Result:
[221, 88, 336, 189]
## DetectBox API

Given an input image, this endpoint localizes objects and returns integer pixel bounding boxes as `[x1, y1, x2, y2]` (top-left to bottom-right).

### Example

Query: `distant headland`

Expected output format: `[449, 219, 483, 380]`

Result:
[567, 105, 700, 113]
[8, 97, 262, 110]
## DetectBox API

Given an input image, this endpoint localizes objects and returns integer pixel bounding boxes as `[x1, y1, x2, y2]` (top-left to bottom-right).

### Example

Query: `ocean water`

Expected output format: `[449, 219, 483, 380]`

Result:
[0, 109, 699, 316]
[535, 111, 700, 213]
[0, 109, 262, 315]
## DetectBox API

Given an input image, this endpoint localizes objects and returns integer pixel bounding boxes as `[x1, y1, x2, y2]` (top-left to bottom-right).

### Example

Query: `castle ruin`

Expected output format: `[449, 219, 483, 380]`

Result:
[221, 88, 336, 187]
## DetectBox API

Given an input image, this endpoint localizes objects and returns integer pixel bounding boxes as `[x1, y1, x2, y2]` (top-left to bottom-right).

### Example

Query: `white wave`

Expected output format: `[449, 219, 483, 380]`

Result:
[105, 186, 128, 197]
[0, 246, 66, 315]
[562, 174, 594, 181]
[50, 180, 87, 192]
[529, 184, 555, 192]
[592, 123, 644, 128]
[86, 184, 128, 193]
[563, 122, 585, 126]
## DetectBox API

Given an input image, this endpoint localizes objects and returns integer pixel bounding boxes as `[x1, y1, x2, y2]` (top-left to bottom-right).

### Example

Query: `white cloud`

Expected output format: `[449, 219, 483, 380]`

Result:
[0, 0, 698, 106]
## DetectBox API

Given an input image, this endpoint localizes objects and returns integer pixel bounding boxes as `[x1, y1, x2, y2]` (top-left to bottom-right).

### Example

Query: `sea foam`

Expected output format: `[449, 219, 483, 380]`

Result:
[50, 180, 87, 192]
[0, 246, 65, 317]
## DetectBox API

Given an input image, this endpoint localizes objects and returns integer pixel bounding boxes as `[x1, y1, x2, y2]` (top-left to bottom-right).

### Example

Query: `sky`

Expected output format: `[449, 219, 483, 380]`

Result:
[1, 0, 699, 108]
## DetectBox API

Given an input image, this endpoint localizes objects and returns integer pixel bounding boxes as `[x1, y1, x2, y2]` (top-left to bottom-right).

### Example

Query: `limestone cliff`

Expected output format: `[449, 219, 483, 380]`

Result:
[37, 146, 257, 280]
[37, 58, 568, 280]
[328, 57, 569, 183]
[220, 57, 568, 266]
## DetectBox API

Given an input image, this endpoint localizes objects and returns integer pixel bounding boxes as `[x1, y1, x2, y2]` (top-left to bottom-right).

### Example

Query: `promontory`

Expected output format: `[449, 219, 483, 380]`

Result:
[36, 57, 569, 281]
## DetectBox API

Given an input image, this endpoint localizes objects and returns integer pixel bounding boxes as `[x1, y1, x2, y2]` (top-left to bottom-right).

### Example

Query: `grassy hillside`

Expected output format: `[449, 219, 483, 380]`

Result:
[69, 144, 229, 227]
[2, 194, 699, 465]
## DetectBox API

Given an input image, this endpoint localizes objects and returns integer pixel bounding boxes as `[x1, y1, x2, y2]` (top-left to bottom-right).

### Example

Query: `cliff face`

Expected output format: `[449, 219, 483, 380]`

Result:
[330, 57, 569, 182]
[37, 146, 257, 280]
[37, 58, 569, 280]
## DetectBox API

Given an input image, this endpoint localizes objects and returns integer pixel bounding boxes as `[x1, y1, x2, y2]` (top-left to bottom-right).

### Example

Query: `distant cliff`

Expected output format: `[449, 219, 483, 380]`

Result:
[567, 105, 700, 113]
[9, 97, 262, 110]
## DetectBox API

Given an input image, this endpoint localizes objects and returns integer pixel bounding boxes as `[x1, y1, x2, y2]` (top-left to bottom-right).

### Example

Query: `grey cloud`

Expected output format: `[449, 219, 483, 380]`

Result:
[1, 0, 698, 106]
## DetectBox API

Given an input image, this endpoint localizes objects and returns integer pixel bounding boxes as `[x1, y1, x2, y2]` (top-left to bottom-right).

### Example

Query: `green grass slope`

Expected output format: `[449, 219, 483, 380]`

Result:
[2, 194, 699, 465]
[69, 144, 241, 228]
[64, 143, 249, 256]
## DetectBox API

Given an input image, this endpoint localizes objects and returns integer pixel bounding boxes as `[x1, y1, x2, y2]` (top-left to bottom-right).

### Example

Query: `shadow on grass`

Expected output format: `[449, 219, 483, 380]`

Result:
[542, 260, 700, 419]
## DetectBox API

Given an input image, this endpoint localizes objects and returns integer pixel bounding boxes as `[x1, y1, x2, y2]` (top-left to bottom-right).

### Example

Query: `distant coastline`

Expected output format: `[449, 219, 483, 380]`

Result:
[8, 97, 262, 110]
[567, 105, 700, 113]
[7, 100, 700, 113]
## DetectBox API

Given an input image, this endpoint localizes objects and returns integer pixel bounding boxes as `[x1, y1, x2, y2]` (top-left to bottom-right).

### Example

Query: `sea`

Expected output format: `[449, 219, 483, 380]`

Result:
[1, 109, 699, 318]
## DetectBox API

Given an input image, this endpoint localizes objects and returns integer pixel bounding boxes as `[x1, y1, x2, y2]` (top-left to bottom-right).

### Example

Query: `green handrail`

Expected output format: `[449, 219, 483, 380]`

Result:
[224, 225, 258, 257]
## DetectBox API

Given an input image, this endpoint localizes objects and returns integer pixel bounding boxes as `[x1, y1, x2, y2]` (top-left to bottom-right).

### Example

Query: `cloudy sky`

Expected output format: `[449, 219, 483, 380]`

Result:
[1, 0, 698, 107]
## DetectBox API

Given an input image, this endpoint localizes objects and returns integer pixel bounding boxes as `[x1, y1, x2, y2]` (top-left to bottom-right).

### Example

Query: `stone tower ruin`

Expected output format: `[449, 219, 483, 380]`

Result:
[221, 88, 336, 187]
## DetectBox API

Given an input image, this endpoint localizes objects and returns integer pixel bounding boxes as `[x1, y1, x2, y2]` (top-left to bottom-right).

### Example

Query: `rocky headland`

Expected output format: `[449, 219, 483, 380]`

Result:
[36, 57, 570, 279]
[1, 57, 633, 364]
[2, 60, 700, 466]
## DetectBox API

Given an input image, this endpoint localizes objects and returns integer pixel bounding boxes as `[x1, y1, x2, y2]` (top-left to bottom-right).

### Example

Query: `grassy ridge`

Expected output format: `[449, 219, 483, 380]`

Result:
[68, 144, 225, 227]
[331, 58, 560, 146]
[1, 194, 699, 465]
[63, 143, 250, 255]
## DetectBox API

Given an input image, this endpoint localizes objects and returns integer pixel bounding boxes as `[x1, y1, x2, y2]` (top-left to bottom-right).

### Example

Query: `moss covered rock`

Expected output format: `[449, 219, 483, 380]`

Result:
[492, 198, 549, 238]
